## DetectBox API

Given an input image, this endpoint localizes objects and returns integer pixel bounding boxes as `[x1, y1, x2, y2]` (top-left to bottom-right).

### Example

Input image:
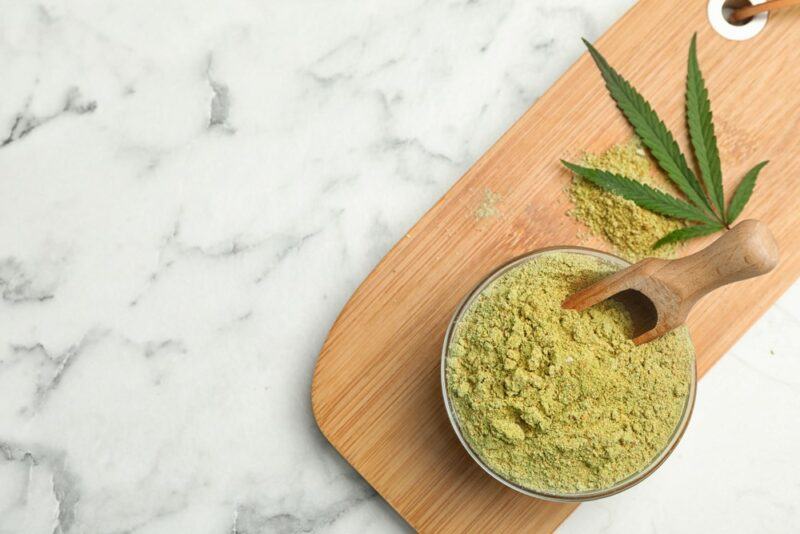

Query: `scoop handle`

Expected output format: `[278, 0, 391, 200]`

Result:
[660, 219, 779, 305]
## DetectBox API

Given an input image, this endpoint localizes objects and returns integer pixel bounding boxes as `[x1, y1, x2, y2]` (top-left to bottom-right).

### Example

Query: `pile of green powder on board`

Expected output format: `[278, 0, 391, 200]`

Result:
[568, 141, 686, 262]
[446, 252, 693, 493]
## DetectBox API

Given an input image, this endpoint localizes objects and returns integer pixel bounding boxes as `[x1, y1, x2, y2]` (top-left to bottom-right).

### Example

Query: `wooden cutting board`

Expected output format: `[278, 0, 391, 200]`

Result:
[312, 1, 800, 531]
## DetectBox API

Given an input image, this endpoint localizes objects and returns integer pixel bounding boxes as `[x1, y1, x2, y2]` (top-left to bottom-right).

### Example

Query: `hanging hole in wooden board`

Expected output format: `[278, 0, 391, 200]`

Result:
[724, 0, 756, 24]
[708, 0, 768, 40]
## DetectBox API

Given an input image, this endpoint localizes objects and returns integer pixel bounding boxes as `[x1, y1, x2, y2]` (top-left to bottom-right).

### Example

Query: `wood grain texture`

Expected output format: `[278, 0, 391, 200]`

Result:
[312, 1, 800, 532]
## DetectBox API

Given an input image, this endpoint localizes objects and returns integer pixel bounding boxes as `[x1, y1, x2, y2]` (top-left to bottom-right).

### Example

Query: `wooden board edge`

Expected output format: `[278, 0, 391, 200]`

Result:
[309, 1, 662, 530]
[311, 374, 426, 531]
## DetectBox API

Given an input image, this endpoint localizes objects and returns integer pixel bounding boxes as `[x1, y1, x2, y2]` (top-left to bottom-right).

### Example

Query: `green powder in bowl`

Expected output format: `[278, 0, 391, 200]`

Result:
[443, 250, 695, 499]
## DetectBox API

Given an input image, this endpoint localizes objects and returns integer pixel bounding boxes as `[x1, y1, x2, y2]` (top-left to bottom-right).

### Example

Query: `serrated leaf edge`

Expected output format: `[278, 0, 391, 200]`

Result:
[562, 160, 716, 224]
[582, 38, 719, 223]
[686, 34, 725, 220]
[652, 223, 724, 249]
[727, 161, 768, 224]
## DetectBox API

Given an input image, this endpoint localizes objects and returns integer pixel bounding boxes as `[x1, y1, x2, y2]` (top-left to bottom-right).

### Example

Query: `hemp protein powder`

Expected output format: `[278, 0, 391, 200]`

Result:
[568, 141, 686, 262]
[445, 251, 694, 494]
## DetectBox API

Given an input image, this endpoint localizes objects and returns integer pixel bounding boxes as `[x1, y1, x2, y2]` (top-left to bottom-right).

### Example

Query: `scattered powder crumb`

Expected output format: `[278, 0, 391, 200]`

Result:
[568, 141, 686, 262]
[575, 230, 593, 246]
[475, 188, 502, 219]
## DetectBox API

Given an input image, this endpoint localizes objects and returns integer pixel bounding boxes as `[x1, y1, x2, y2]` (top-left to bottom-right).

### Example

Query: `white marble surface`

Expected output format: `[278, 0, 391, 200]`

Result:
[0, 1, 797, 533]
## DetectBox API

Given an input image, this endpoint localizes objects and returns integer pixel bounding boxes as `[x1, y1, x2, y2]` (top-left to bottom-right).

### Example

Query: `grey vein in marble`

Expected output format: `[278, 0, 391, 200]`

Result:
[2, 88, 96, 148]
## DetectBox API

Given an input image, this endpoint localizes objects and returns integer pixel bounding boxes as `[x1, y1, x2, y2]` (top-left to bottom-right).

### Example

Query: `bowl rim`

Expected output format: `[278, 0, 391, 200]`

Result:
[440, 246, 698, 502]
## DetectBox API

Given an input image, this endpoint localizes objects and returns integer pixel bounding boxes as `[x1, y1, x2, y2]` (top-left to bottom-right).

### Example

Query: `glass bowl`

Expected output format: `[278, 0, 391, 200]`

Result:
[441, 246, 697, 502]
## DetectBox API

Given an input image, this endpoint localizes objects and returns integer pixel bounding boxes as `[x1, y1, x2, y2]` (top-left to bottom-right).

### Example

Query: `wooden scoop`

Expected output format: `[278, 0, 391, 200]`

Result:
[562, 219, 779, 345]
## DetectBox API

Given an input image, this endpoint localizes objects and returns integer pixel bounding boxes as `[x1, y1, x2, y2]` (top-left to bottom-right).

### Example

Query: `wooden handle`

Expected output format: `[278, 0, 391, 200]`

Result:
[660, 219, 779, 305]
[731, 0, 800, 23]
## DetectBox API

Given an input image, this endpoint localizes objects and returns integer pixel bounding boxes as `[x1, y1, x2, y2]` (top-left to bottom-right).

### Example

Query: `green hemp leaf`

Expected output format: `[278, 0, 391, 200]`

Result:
[564, 34, 767, 248]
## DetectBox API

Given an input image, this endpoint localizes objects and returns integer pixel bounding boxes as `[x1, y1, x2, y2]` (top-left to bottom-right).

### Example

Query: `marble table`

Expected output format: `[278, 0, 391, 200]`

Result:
[1, 1, 798, 532]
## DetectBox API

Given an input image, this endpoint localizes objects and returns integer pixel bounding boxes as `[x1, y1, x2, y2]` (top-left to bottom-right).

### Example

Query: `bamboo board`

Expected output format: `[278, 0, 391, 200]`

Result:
[312, 1, 800, 531]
